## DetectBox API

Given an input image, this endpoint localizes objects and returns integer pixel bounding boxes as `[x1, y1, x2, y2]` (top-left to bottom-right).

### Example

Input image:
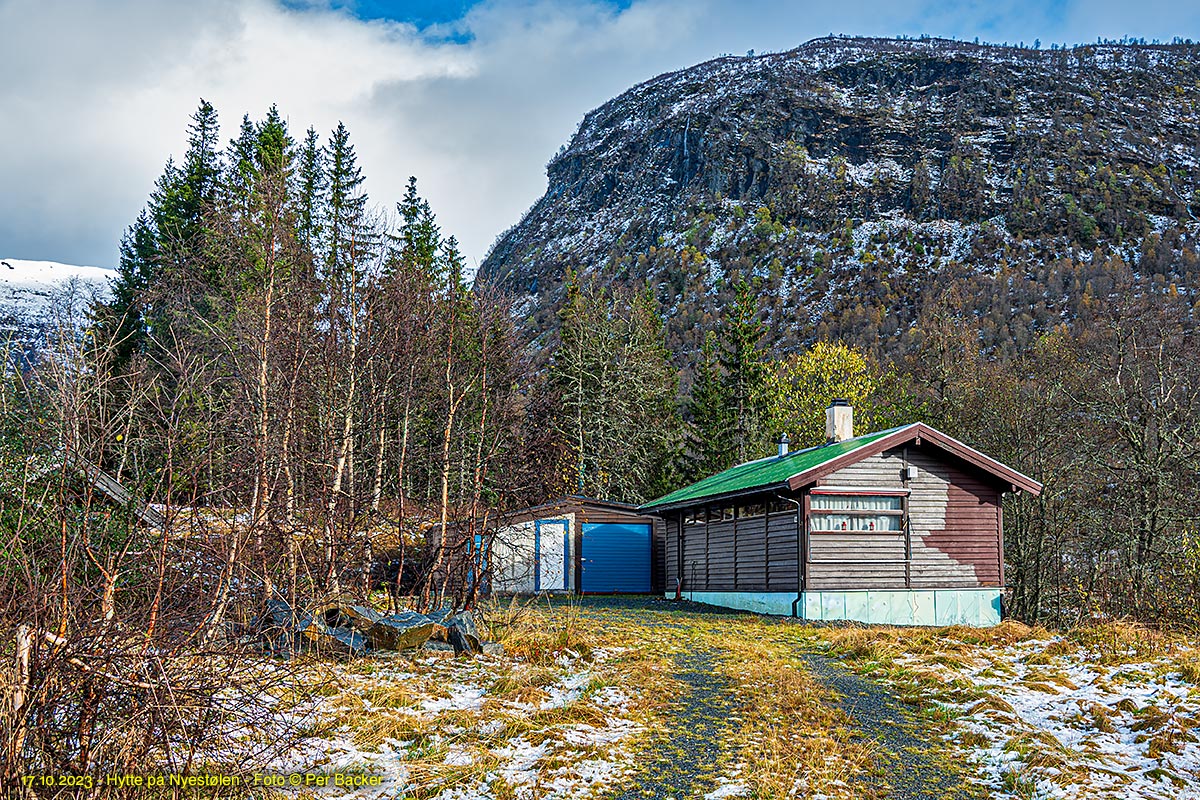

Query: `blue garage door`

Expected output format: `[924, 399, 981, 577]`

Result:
[581, 522, 652, 593]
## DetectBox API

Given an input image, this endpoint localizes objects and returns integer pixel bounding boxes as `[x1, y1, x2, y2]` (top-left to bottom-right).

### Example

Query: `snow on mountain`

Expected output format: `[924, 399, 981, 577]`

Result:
[479, 36, 1200, 360]
[0, 258, 114, 321]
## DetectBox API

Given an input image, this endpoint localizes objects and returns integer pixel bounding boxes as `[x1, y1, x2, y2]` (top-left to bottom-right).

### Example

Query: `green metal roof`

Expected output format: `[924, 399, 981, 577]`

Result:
[640, 426, 912, 511]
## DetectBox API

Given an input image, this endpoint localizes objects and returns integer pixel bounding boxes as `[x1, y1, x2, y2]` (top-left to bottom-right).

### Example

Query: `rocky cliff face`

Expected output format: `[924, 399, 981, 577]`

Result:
[480, 37, 1200, 359]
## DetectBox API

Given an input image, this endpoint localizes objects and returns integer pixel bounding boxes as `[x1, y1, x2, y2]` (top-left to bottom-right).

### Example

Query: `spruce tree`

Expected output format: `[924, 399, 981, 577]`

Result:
[440, 235, 467, 292]
[94, 212, 158, 364]
[719, 278, 770, 463]
[154, 100, 221, 261]
[95, 101, 224, 361]
[255, 105, 292, 178]
[225, 114, 259, 221]
[393, 176, 442, 282]
[324, 121, 368, 275]
[295, 126, 324, 258]
[683, 330, 732, 480]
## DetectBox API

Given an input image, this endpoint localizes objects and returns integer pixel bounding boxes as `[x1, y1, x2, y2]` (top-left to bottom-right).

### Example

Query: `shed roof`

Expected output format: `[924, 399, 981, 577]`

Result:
[500, 495, 642, 517]
[491, 495, 651, 528]
[640, 423, 1042, 513]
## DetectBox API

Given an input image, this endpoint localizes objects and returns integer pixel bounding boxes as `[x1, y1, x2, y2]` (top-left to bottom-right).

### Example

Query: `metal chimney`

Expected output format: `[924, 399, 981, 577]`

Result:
[825, 399, 853, 443]
[778, 432, 790, 458]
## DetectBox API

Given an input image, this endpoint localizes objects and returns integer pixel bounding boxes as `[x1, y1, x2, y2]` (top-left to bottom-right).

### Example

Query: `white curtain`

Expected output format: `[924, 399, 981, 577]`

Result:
[811, 495, 902, 511]
[810, 513, 901, 532]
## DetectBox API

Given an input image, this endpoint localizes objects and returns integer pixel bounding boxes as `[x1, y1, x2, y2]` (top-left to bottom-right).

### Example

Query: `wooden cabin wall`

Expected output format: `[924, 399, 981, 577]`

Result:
[664, 505, 801, 594]
[765, 511, 800, 592]
[734, 517, 766, 590]
[659, 443, 1003, 595]
[706, 519, 735, 590]
[665, 517, 680, 589]
[812, 446, 1001, 590]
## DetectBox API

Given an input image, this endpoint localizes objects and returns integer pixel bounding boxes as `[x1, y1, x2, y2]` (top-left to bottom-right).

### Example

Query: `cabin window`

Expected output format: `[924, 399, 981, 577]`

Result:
[684, 509, 704, 527]
[810, 494, 903, 532]
[767, 499, 794, 515]
[718, 505, 736, 521]
[739, 502, 765, 519]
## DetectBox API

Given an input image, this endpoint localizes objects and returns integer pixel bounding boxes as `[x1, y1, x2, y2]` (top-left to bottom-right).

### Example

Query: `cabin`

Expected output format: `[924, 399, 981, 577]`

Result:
[639, 401, 1042, 626]
[484, 497, 665, 595]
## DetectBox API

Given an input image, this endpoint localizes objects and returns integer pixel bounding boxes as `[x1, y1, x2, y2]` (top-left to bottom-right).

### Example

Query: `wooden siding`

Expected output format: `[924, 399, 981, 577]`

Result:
[812, 446, 1001, 590]
[682, 521, 708, 590]
[665, 516, 680, 589]
[735, 515, 767, 590]
[705, 520, 735, 590]
[923, 479, 1002, 587]
[662, 507, 801, 593]
[656, 442, 1004, 594]
[766, 513, 799, 592]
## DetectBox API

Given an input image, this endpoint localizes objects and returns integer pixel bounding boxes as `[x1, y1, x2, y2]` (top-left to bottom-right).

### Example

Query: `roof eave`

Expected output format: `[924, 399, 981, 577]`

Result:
[639, 481, 794, 515]
[642, 422, 1044, 513]
[785, 423, 1043, 496]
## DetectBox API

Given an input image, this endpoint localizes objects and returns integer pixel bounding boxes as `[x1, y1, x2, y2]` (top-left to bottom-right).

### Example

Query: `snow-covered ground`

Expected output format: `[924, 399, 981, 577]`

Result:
[0, 258, 114, 319]
[883, 630, 1200, 800]
[258, 645, 642, 800]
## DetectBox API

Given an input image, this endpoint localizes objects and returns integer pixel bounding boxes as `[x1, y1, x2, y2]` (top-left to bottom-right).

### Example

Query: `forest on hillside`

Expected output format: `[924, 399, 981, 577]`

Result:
[1, 99, 1198, 781]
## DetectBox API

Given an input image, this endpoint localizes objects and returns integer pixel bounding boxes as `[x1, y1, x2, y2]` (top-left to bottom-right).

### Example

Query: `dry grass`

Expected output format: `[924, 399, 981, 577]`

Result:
[1067, 621, 1181, 664]
[692, 621, 881, 800]
[484, 595, 597, 664]
[968, 695, 1016, 716]
[263, 610, 1200, 800]
[269, 599, 683, 799]
[810, 618, 1200, 799]
[1004, 730, 1071, 771]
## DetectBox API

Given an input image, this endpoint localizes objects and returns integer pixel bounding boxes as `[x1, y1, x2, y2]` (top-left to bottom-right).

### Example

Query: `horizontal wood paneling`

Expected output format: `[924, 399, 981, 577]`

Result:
[659, 440, 1007, 596]
[665, 517, 680, 587]
[811, 452, 911, 589]
[735, 515, 767, 590]
[766, 512, 799, 592]
[813, 447, 1001, 590]
[707, 521, 736, 590]
[682, 522, 707, 589]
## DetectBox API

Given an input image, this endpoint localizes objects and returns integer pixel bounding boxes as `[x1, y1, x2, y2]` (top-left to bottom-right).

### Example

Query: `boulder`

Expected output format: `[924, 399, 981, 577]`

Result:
[421, 640, 457, 653]
[425, 607, 455, 642]
[346, 605, 442, 651]
[300, 617, 370, 656]
[446, 611, 483, 655]
[255, 598, 313, 654]
[425, 607, 455, 625]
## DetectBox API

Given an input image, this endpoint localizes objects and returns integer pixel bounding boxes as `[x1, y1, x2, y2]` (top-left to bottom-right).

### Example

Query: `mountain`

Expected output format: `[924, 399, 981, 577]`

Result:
[0, 258, 114, 350]
[480, 36, 1200, 361]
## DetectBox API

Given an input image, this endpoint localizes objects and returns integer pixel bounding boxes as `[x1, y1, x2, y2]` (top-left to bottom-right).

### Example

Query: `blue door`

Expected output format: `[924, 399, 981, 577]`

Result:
[581, 522, 652, 593]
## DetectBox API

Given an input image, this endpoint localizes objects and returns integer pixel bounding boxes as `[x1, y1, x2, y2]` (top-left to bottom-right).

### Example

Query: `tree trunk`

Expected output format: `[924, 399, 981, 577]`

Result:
[10, 625, 32, 770]
[371, 402, 387, 513]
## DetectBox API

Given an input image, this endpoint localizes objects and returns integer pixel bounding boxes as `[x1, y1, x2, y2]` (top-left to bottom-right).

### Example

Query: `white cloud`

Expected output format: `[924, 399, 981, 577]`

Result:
[1, 0, 1198, 270]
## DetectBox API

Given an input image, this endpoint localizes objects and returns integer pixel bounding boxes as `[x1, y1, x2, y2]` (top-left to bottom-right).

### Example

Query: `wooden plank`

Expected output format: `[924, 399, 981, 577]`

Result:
[69, 454, 165, 528]
[736, 516, 767, 589]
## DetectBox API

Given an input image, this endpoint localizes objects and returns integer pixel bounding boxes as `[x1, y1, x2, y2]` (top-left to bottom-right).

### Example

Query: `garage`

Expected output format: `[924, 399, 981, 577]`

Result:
[479, 497, 663, 596]
[581, 522, 652, 593]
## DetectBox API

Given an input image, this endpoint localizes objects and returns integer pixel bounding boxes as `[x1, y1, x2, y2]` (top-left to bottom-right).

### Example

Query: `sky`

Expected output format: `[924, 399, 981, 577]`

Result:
[2, 0, 1198, 272]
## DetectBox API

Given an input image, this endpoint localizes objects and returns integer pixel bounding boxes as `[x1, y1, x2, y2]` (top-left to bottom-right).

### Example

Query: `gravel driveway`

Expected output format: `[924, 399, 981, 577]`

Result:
[557, 596, 976, 800]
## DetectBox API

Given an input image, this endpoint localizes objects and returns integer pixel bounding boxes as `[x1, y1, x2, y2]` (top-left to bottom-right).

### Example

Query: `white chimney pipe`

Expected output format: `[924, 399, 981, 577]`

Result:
[825, 400, 853, 443]
[778, 433, 790, 458]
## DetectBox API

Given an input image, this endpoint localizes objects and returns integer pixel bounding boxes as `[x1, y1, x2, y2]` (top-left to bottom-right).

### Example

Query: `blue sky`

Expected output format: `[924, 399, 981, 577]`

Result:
[297, 0, 481, 29]
[1, 0, 1198, 271]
